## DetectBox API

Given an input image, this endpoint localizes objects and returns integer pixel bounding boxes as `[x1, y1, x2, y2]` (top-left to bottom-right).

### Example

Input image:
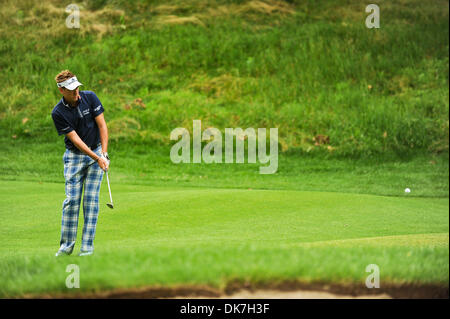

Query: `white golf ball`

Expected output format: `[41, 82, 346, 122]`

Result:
[405, 188, 411, 193]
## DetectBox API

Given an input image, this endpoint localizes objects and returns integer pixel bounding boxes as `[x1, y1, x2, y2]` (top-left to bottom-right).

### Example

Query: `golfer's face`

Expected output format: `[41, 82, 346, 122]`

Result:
[62, 87, 80, 104]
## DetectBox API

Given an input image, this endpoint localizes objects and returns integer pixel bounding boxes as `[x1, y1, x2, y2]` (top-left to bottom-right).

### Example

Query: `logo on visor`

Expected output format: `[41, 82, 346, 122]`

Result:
[57, 76, 80, 88]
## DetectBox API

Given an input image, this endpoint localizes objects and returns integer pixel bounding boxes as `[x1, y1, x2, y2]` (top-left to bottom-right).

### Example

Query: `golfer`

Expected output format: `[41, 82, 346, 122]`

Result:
[51, 70, 110, 257]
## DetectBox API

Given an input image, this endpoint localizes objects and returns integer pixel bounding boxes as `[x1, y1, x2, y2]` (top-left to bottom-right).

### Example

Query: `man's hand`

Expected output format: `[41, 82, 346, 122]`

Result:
[97, 154, 109, 171]
[101, 152, 110, 166]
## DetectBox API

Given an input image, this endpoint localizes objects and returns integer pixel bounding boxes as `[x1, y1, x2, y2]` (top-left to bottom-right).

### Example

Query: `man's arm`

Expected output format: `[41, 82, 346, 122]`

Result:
[95, 113, 108, 154]
[66, 130, 109, 171]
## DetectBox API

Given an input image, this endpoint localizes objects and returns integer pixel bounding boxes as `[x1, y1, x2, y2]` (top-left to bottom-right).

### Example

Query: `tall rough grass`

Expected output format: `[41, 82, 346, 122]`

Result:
[0, 0, 448, 157]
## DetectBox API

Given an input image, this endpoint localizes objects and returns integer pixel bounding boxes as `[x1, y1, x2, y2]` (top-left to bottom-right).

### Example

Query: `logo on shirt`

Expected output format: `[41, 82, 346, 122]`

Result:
[82, 109, 90, 116]
[94, 105, 102, 112]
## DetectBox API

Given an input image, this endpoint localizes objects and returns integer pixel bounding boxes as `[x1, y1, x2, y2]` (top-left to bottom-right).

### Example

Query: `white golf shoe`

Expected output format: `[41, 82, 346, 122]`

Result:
[55, 250, 71, 257]
[78, 251, 93, 257]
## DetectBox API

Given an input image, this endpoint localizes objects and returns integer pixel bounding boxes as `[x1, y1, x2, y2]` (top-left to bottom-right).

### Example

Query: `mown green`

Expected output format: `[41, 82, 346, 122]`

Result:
[0, 181, 448, 297]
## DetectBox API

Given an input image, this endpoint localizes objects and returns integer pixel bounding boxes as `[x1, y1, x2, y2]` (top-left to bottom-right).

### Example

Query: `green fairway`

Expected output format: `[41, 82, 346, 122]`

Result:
[0, 180, 448, 297]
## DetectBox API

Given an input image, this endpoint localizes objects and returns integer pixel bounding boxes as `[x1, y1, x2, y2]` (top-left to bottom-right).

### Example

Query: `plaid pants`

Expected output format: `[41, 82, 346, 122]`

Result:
[58, 145, 104, 254]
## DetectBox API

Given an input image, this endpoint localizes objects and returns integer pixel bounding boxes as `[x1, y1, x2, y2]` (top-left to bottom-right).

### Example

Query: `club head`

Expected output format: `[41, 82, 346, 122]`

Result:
[107, 203, 114, 209]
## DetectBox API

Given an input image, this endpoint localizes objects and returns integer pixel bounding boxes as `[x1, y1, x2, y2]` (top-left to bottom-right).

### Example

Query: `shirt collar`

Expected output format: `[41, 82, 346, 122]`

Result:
[61, 95, 82, 108]
[61, 97, 69, 107]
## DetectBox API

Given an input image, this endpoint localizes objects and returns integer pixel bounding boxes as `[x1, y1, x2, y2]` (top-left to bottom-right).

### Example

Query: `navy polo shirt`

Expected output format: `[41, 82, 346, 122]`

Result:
[51, 90, 105, 151]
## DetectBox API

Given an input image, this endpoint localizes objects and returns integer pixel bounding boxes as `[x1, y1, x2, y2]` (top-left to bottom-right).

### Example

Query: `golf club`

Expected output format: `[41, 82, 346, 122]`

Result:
[105, 171, 114, 209]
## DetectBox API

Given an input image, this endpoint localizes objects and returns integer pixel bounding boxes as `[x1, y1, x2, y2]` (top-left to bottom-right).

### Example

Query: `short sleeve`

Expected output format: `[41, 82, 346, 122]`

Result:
[89, 92, 105, 117]
[52, 111, 73, 136]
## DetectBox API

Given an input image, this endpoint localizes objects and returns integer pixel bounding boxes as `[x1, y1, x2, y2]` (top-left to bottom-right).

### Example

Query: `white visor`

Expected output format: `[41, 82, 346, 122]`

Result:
[57, 76, 83, 90]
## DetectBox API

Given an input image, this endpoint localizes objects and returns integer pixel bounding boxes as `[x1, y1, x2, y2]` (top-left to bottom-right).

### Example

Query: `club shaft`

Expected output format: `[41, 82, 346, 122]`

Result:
[106, 171, 113, 203]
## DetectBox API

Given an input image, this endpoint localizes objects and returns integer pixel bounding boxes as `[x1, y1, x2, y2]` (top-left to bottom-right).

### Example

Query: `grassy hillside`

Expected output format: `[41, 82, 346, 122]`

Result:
[0, 0, 448, 157]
